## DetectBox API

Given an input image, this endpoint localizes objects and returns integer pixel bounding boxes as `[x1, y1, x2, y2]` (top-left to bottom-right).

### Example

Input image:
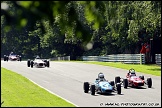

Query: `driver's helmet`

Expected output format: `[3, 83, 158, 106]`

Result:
[10, 52, 13, 55]
[130, 70, 136, 76]
[35, 55, 40, 59]
[98, 72, 105, 81]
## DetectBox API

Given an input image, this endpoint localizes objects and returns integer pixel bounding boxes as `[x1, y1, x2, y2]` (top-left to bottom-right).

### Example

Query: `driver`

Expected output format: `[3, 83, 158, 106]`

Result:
[98, 72, 106, 81]
[127, 69, 136, 77]
[35, 55, 40, 59]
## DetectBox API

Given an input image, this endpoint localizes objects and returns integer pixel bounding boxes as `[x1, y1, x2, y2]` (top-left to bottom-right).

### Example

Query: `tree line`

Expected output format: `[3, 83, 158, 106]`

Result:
[1, 1, 161, 60]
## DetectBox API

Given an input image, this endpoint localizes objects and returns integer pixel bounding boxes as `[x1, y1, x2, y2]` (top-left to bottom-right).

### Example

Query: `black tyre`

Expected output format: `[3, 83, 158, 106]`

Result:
[6, 56, 8, 61]
[83, 82, 89, 93]
[110, 81, 115, 86]
[91, 85, 95, 95]
[116, 83, 121, 94]
[19, 56, 21, 62]
[47, 61, 50, 67]
[115, 76, 120, 84]
[147, 78, 152, 88]
[139, 75, 144, 80]
[31, 61, 34, 68]
[123, 79, 128, 89]
[27, 60, 30, 67]
[4, 55, 6, 61]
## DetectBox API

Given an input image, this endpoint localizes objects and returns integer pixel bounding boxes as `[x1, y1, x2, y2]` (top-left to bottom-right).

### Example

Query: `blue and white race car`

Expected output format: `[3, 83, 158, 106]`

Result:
[83, 73, 121, 95]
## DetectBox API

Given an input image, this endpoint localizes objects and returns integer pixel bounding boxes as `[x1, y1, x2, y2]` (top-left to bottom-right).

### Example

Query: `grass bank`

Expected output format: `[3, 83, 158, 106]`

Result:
[1, 67, 75, 107]
[77, 61, 161, 76]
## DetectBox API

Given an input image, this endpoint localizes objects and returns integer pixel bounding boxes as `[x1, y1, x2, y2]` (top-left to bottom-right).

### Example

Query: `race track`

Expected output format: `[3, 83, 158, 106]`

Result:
[1, 61, 161, 107]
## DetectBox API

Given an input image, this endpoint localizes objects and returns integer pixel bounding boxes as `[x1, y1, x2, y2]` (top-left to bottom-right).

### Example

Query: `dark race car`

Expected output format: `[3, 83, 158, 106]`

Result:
[83, 72, 121, 95]
[4, 52, 21, 61]
[115, 68, 152, 89]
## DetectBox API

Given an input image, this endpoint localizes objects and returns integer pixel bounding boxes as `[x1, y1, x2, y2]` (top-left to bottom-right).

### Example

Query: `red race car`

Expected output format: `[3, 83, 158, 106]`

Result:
[115, 68, 152, 88]
[4, 52, 21, 61]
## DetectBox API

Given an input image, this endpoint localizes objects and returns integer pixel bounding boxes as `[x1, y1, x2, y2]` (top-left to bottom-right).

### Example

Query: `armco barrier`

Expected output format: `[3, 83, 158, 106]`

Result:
[155, 54, 161, 65]
[82, 54, 145, 64]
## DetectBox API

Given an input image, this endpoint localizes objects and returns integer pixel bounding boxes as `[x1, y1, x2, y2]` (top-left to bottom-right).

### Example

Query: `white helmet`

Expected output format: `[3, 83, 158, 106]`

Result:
[98, 73, 105, 80]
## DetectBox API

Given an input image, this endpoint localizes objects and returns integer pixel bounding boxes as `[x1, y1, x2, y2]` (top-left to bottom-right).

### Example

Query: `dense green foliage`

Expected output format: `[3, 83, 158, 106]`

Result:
[1, 1, 161, 59]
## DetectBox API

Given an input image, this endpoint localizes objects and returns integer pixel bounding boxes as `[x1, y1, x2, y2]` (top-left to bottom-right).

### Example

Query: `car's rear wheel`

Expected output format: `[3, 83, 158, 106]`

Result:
[115, 76, 120, 84]
[19, 56, 21, 62]
[4, 55, 6, 61]
[83, 82, 89, 93]
[123, 79, 128, 88]
[91, 85, 95, 95]
[27, 60, 30, 67]
[116, 83, 121, 94]
[147, 78, 152, 88]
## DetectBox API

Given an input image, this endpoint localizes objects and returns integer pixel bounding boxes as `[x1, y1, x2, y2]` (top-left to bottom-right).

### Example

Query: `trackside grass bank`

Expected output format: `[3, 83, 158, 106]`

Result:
[1, 67, 75, 107]
[76, 61, 161, 76]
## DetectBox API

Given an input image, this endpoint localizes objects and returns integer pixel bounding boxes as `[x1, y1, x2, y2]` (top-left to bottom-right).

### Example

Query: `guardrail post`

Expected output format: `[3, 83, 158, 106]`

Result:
[140, 54, 142, 65]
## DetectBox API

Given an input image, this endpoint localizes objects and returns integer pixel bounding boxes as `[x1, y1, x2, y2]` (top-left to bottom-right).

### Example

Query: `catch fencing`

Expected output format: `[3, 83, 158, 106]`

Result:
[50, 56, 70, 61]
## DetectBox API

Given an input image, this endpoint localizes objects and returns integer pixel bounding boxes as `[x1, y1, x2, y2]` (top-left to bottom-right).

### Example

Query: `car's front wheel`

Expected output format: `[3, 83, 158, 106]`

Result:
[116, 83, 121, 94]
[31, 61, 34, 68]
[91, 85, 95, 95]
[46, 61, 50, 67]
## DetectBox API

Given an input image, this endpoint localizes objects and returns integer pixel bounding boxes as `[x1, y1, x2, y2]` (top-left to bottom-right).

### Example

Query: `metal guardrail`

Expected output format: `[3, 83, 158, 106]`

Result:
[50, 56, 70, 61]
[155, 54, 161, 65]
[82, 54, 145, 64]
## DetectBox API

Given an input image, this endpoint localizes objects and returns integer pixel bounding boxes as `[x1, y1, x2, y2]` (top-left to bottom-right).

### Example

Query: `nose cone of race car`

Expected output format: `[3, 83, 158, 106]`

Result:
[10, 56, 17, 60]
[100, 82, 113, 92]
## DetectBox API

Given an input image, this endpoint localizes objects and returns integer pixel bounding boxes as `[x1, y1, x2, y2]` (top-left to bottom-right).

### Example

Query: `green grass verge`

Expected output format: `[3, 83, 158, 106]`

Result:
[1, 67, 75, 107]
[76, 61, 161, 76]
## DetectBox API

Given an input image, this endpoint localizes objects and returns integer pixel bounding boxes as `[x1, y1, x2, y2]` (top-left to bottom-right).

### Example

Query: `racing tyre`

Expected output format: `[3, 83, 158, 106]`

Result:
[110, 81, 115, 86]
[4, 55, 6, 61]
[27, 60, 30, 67]
[116, 83, 121, 94]
[91, 85, 95, 95]
[6, 56, 8, 61]
[31, 61, 34, 68]
[147, 78, 152, 88]
[83, 82, 89, 93]
[115, 76, 120, 84]
[139, 75, 144, 80]
[47, 61, 50, 67]
[19, 56, 21, 62]
[123, 79, 128, 89]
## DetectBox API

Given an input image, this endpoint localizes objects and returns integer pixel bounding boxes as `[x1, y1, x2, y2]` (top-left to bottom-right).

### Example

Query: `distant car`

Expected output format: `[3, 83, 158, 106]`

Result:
[27, 56, 50, 68]
[4, 52, 21, 61]
[116, 68, 152, 88]
[83, 72, 121, 95]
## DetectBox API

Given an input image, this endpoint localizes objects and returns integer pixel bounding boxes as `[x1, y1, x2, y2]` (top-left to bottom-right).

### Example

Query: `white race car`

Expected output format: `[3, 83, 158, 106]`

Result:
[27, 56, 50, 68]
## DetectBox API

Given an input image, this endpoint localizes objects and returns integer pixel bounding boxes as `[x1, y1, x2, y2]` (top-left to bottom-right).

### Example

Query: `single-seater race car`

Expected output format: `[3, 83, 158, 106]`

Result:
[4, 52, 21, 61]
[83, 72, 121, 95]
[115, 68, 152, 89]
[27, 56, 50, 68]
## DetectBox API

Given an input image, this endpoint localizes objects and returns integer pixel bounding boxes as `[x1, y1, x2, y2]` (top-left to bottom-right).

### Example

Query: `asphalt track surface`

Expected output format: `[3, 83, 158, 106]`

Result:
[1, 61, 161, 107]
